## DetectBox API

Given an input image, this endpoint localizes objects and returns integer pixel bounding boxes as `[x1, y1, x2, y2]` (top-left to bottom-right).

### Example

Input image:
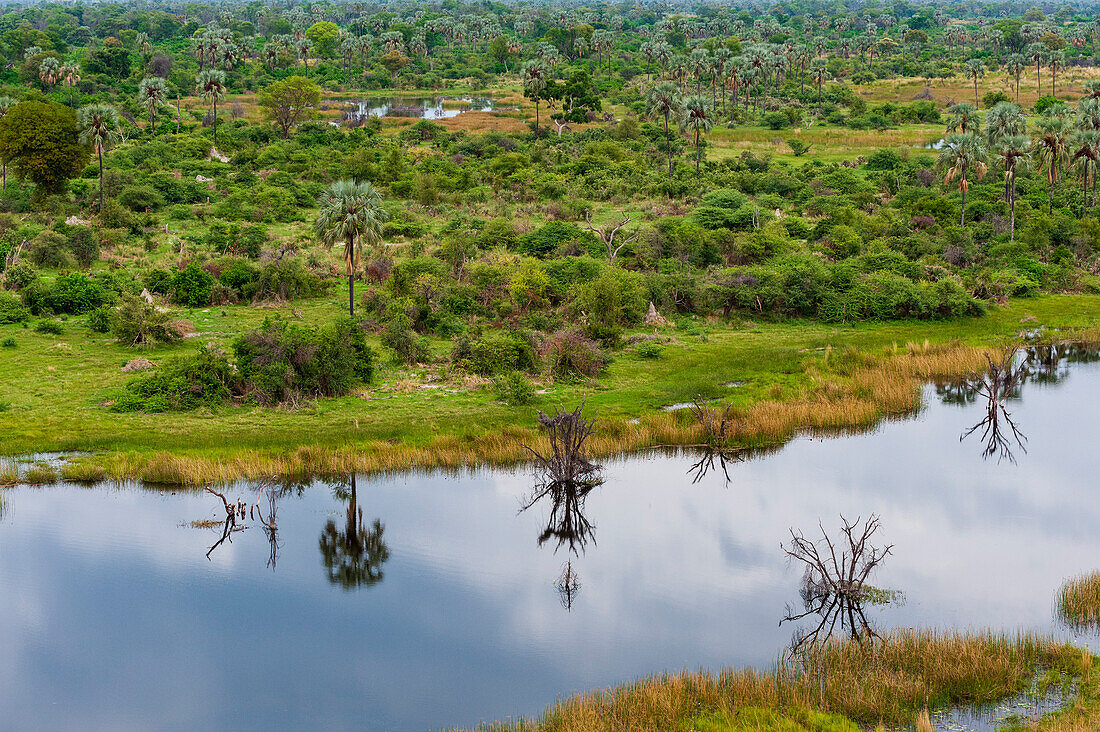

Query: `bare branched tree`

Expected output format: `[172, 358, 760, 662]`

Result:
[556, 560, 581, 610]
[780, 515, 893, 654]
[524, 404, 602, 487]
[583, 210, 639, 265]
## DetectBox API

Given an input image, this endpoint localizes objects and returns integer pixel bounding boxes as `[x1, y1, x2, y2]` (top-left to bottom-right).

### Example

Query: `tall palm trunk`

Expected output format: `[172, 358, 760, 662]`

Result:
[212, 97, 218, 148]
[663, 114, 672, 175]
[347, 234, 355, 316]
[97, 145, 104, 214]
[960, 162, 967, 226]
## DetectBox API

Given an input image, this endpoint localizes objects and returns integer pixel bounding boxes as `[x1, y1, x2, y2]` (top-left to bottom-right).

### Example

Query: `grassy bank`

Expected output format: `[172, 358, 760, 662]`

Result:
[465, 631, 1088, 731]
[3, 295, 1100, 484]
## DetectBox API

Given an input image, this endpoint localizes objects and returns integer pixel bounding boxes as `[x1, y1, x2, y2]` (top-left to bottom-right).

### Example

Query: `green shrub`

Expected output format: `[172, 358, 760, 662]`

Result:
[118, 184, 166, 212]
[0, 291, 29, 324]
[46, 273, 109, 315]
[451, 331, 536, 376]
[67, 227, 99, 266]
[112, 345, 237, 412]
[86, 306, 112, 333]
[2, 260, 37, 290]
[170, 263, 215, 307]
[636, 341, 663, 359]
[233, 317, 375, 405]
[111, 295, 190, 346]
[493, 371, 535, 406]
[381, 316, 431, 365]
[537, 330, 608, 378]
[28, 230, 70, 268]
[34, 319, 64, 335]
[1, 336, 14, 347]
[252, 257, 326, 301]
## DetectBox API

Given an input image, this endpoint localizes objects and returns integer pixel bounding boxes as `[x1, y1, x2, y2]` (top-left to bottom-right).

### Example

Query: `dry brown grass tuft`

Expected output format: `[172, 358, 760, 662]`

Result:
[1057, 572, 1100, 631]
[468, 631, 1080, 732]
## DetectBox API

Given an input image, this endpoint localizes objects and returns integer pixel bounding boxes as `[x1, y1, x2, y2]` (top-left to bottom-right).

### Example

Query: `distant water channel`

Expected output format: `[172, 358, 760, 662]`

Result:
[336, 96, 495, 123]
[3, 344, 1100, 729]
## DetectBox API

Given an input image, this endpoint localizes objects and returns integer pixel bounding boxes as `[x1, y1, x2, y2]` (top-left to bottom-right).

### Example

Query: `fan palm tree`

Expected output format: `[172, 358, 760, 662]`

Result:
[1073, 130, 1100, 212]
[646, 81, 683, 175]
[316, 180, 388, 316]
[38, 57, 60, 89]
[938, 132, 988, 227]
[946, 102, 982, 136]
[60, 61, 80, 107]
[1005, 53, 1027, 103]
[810, 58, 828, 105]
[521, 59, 548, 135]
[78, 104, 120, 214]
[138, 77, 169, 137]
[993, 134, 1029, 242]
[986, 102, 1026, 146]
[964, 58, 985, 106]
[1033, 115, 1072, 213]
[196, 69, 227, 149]
[1026, 43, 1047, 96]
[1049, 50, 1067, 99]
[680, 95, 713, 173]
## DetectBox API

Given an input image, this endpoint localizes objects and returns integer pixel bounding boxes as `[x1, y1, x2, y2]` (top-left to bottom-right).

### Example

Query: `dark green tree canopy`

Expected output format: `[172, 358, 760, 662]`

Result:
[0, 101, 89, 193]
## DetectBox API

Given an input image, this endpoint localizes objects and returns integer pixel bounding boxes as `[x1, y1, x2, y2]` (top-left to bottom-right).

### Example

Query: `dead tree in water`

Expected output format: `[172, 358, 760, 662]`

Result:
[525, 405, 602, 487]
[781, 515, 893, 653]
[686, 398, 740, 484]
[961, 346, 1028, 463]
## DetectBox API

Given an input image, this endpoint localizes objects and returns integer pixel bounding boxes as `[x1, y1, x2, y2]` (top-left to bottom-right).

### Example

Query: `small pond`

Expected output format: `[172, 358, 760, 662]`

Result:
[3, 344, 1100, 729]
[335, 96, 495, 123]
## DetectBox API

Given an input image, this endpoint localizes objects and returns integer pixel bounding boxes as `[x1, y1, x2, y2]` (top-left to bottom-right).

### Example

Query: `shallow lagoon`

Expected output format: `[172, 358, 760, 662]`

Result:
[2, 347, 1099, 730]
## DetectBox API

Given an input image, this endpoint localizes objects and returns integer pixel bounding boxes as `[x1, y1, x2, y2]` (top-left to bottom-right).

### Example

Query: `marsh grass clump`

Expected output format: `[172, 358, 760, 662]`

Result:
[1057, 572, 1100, 631]
[22, 464, 59, 485]
[472, 631, 1082, 732]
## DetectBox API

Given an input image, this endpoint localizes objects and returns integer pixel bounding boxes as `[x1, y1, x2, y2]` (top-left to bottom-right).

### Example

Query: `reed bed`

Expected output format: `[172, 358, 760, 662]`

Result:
[1057, 572, 1100, 631]
[51, 340, 1005, 486]
[468, 631, 1082, 732]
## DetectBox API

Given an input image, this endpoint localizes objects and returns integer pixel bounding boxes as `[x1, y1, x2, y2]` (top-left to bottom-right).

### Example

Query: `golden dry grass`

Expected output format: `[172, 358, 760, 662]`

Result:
[1057, 572, 1100, 631]
[55, 340, 1000, 485]
[467, 631, 1081, 732]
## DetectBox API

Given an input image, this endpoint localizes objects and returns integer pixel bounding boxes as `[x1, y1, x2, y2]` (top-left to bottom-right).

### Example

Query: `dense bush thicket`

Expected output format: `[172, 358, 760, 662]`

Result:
[113, 317, 376, 411]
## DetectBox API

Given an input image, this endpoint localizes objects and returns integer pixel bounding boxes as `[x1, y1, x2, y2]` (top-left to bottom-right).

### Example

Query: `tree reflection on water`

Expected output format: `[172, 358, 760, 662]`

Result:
[319, 474, 390, 590]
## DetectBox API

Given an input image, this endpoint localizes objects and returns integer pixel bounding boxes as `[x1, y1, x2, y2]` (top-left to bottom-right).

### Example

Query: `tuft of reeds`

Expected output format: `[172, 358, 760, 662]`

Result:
[1057, 572, 1100, 631]
[21, 465, 59, 485]
[916, 709, 934, 732]
[465, 631, 1082, 732]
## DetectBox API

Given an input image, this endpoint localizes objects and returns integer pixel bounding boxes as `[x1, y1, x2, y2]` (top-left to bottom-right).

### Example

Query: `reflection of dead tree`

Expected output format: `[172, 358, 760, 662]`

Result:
[685, 398, 740, 484]
[525, 404, 603, 487]
[521, 479, 597, 555]
[257, 488, 280, 570]
[961, 347, 1028, 463]
[556, 561, 581, 611]
[202, 481, 277, 562]
[687, 447, 743, 484]
[781, 515, 893, 654]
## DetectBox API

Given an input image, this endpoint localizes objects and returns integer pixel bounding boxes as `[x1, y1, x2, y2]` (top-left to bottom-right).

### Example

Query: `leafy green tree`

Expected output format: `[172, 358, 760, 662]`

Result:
[938, 132, 988, 227]
[138, 76, 169, 137]
[680, 95, 714, 172]
[986, 102, 1026, 147]
[0, 96, 17, 189]
[0, 101, 88, 195]
[259, 75, 320, 138]
[1073, 130, 1100, 212]
[78, 103, 120, 214]
[196, 69, 227, 149]
[305, 21, 340, 57]
[810, 57, 828, 105]
[646, 81, 683, 175]
[316, 180, 388, 316]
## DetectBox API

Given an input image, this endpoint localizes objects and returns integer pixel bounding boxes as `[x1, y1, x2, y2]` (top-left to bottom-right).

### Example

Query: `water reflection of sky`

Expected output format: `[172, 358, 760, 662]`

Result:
[338, 96, 495, 121]
[3, 357, 1100, 729]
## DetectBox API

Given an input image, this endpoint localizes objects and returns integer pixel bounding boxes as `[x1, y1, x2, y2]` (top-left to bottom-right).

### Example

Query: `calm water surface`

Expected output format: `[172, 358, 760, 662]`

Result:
[3, 347, 1100, 730]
